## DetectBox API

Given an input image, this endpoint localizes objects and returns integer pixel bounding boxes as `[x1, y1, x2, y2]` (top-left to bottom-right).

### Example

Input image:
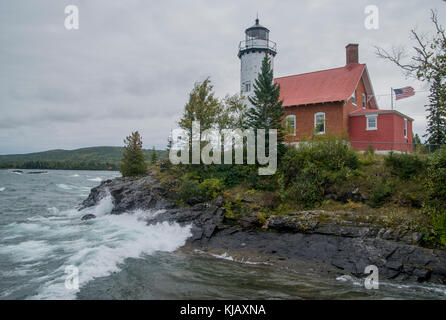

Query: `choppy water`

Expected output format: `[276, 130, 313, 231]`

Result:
[0, 169, 445, 300]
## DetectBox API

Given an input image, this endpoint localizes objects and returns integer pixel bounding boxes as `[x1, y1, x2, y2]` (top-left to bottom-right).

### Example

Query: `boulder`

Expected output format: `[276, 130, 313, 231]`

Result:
[81, 214, 96, 221]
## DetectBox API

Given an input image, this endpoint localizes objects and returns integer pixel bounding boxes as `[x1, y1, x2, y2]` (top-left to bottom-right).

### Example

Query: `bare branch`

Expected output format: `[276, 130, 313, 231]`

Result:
[431, 9, 446, 42]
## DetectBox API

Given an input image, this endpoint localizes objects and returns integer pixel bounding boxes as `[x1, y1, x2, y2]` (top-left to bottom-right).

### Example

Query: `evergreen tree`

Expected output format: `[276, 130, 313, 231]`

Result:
[150, 146, 158, 164]
[424, 74, 446, 146]
[120, 131, 147, 177]
[246, 54, 286, 157]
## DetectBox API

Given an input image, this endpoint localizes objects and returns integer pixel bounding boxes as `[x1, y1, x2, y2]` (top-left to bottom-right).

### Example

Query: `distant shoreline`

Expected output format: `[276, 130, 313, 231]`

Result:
[0, 168, 120, 172]
[0, 146, 166, 172]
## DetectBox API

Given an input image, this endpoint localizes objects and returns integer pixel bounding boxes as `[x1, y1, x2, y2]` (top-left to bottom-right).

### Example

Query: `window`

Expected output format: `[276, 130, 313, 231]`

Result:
[362, 93, 366, 109]
[351, 91, 357, 106]
[245, 82, 251, 92]
[366, 114, 378, 130]
[404, 118, 408, 138]
[285, 115, 296, 136]
[314, 112, 325, 134]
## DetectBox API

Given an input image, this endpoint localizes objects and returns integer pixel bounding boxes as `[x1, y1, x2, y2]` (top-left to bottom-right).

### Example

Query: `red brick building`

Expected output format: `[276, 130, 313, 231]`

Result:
[275, 44, 413, 153]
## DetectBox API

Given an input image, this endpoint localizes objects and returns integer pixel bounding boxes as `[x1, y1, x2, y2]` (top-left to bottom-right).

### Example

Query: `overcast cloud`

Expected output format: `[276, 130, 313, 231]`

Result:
[0, 0, 445, 154]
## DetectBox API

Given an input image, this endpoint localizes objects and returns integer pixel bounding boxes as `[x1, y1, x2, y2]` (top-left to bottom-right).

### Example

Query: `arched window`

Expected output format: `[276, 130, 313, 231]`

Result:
[314, 112, 325, 134]
[285, 115, 296, 136]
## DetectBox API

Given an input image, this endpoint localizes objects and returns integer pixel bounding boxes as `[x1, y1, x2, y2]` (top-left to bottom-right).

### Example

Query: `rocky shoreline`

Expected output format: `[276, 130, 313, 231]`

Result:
[79, 174, 446, 285]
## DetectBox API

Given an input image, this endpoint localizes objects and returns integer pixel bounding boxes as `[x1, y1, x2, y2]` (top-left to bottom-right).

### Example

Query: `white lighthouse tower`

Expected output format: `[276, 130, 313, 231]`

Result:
[238, 18, 277, 106]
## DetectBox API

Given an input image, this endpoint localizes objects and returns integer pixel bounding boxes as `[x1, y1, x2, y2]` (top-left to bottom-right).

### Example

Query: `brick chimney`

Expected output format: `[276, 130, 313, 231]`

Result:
[346, 43, 359, 64]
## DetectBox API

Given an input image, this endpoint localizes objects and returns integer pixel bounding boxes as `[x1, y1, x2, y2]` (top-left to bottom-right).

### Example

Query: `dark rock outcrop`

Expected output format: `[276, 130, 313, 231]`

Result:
[80, 176, 175, 214]
[81, 214, 96, 221]
[193, 226, 446, 283]
[79, 176, 224, 242]
[79, 174, 446, 285]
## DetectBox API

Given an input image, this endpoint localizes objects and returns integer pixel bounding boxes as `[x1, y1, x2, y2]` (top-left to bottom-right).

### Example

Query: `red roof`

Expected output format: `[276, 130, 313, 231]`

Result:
[274, 63, 366, 107]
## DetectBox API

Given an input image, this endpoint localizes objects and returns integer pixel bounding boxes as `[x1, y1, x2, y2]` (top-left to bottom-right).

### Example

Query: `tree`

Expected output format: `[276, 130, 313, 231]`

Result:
[179, 78, 222, 142]
[120, 131, 147, 177]
[150, 146, 158, 164]
[246, 54, 286, 157]
[217, 94, 247, 130]
[375, 9, 446, 148]
[375, 10, 445, 82]
[425, 74, 446, 145]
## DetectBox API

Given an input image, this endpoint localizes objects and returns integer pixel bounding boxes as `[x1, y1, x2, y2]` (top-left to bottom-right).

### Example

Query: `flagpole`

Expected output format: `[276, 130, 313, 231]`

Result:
[391, 87, 393, 110]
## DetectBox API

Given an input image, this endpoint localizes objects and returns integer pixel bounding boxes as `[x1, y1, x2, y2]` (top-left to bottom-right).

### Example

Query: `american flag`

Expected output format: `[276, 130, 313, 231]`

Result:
[394, 86, 415, 100]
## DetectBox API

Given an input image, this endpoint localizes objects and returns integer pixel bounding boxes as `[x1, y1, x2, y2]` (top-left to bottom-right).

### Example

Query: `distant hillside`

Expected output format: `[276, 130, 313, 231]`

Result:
[0, 146, 167, 170]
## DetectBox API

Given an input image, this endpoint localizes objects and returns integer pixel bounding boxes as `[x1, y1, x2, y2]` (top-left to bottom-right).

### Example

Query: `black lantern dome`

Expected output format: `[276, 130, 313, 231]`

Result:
[238, 18, 276, 58]
[245, 18, 270, 41]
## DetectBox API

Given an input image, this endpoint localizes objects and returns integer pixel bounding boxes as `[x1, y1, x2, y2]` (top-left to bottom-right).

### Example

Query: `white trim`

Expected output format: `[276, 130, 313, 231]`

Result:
[285, 114, 296, 136]
[314, 112, 326, 134]
[362, 67, 378, 109]
[404, 118, 408, 138]
[351, 90, 357, 106]
[349, 109, 414, 121]
[366, 114, 378, 131]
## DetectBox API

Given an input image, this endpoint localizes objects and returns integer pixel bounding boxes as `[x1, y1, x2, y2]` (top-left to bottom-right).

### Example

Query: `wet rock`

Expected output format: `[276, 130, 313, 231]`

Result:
[80, 175, 174, 213]
[81, 214, 96, 221]
[187, 196, 205, 206]
[211, 195, 225, 207]
[238, 213, 260, 230]
[413, 268, 432, 282]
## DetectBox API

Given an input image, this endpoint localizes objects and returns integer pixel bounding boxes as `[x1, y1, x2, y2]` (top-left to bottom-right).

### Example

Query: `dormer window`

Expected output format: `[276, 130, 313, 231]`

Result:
[351, 91, 357, 106]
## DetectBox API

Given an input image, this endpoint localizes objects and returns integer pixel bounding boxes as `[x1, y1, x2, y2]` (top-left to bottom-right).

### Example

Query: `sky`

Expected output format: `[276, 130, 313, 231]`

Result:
[0, 0, 445, 154]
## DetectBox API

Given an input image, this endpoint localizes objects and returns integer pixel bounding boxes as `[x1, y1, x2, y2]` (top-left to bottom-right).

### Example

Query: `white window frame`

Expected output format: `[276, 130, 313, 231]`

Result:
[351, 90, 357, 106]
[245, 82, 251, 92]
[362, 93, 366, 109]
[285, 115, 296, 136]
[314, 112, 326, 134]
[366, 114, 378, 131]
[404, 118, 408, 138]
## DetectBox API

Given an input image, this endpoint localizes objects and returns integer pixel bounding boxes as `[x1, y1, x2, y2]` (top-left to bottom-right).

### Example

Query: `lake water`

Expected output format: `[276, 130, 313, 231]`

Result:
[0, 169, 445, 300]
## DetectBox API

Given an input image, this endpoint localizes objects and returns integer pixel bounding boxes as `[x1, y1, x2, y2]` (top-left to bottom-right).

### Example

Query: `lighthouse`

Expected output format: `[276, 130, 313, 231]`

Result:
[238, 18, 277, 106]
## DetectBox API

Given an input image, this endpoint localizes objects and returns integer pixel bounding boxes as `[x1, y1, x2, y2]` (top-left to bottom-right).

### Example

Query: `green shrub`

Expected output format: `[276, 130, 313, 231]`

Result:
[425, 146, 446, 210]
[384, 152, 426, 180]
[177, 172, 202, 202]
[279, 137, 359, 207]
[424, 146, 446, 247]
[177, 172, 224, 203]
[367, 183, 394, 208]
[431, 209, 446, 247]
[288, 174, 322, 208]
[200, 178, 224, 199]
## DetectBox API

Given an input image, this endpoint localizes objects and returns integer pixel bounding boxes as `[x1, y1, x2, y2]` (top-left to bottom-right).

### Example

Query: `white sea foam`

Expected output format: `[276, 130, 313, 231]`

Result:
[0, 187, 5, 192]
[69, 174, 80, 178]
[335, 275, 362, 286]
[87, 177, 102, 182]
[57, 184, 72, 190]
[194, 250, 272, 266]
[1, 195, 193, 300]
